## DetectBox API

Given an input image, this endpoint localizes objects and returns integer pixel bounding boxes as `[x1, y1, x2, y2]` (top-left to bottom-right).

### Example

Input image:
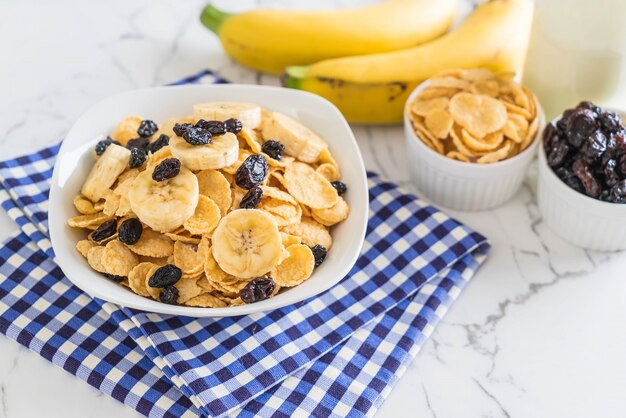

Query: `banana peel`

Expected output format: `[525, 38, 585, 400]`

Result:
[201, 0, 458, 74]
[283, 0, 535, 124]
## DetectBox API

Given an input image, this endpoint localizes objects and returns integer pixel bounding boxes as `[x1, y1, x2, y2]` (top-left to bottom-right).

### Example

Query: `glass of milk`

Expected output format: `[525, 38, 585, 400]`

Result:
[523, 0, 626, 120]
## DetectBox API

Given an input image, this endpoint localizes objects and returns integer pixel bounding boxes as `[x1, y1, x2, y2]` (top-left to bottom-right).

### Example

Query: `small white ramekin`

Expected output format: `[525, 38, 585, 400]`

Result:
[404, 82, 544, 211]
[537, 115, 626, 251]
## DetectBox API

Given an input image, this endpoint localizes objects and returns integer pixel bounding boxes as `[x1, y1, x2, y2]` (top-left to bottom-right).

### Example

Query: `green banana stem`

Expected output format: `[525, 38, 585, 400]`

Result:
[282, 66, 307, 89]
[200, 4, 234, 34]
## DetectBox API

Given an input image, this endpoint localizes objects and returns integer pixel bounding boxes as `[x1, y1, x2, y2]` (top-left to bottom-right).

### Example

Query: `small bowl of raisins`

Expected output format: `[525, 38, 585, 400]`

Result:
[538, 101, 626, 250]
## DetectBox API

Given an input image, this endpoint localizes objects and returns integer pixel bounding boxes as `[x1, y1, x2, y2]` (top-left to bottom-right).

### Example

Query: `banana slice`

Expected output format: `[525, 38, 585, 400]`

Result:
[261, 112, 327, 163]
[212, 209, 283, 279]
[81, 144, 130, 202]
[169, 132, 239, 171]
[193, 102, 262, 129]
[128, 165, 199, 233]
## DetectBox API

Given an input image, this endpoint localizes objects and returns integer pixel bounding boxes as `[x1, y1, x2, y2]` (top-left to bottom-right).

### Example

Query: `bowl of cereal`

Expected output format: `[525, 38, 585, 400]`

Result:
[404, 68, 545, 211]
[538, 102, 626, 251]
[48, 84, 368, 317]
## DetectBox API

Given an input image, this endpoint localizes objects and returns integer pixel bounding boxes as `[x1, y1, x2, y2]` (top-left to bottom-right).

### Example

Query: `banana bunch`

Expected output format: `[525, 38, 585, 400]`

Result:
[202, 0, 534, 124]
[201, 0, 458, 75]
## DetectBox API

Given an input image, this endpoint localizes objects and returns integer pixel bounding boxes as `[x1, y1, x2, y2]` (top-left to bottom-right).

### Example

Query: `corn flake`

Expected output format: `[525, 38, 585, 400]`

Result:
[271, 244, 314, 287]
[196, 170, 232, 216]
[183, 195, 221, 236]
[127, 228, 174, 258]
[284, 162, 338, 210]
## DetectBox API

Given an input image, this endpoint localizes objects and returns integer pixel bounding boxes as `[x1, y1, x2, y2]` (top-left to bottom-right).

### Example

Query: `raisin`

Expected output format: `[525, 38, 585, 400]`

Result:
[147, 134, 169, 154]
[556, 109, 575, 133]
[173, 123, 193, 137]
[240, 277, 275, 304]
[609, 179, 626, 203]
[159, 285, 179, 305]
[546, 140, 569, 167]
[572, 159, 602, 198]
[618, 154, 626, 177]
[148, 264, 182, 288]
[137, 119, 158, 137]
[95, 137, 116, 156]
[152, 158, 181, 182]
[240, 186, 263, 209]
[331, 181, 347, 196]
[542, 123, 559, 148]
[581, 131, 607, 161]
[103, 273, 125, 283]
[235, 154, 268, 189]
[224, 118, 243, 134]
[261, 140, 285, 160]
[89, 219, 117, 243]
[599, 111, 624, 133]
[195, 120, 227, 136]
[604, 159, 620, 187]
[129, 148, 147, 169]
[126, 137, 150, 151]
[118, 218, 143, 245]
[577, 101, 602, 115]
[310, 245, 327, 268]
[182, 126, 212, 145]
[566, 109, 597, 148]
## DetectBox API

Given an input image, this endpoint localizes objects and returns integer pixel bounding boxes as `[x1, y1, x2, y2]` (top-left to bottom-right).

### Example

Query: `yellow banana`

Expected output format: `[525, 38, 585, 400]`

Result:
[283, 0, 534, 124]
[200, 0, 458, 74]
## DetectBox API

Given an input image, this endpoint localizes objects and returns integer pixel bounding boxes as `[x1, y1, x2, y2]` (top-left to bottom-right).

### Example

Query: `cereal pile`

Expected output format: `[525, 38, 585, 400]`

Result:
[68, 103, 349, 307]
[408, 68, 541, 163]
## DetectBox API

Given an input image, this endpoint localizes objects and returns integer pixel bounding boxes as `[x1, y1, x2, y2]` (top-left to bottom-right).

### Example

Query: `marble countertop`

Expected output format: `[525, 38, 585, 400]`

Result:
[1, 0, 625, 417]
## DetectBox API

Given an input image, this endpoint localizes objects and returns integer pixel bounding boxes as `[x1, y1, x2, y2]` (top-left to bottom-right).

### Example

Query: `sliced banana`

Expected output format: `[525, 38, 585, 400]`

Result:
[212, 209, 283, 279]
[261, 112, 327, 163]
[193, 102, 262, 129]
[81, 144, 130, 202]
[128, 165, 199, 233]
[169, 132, 239, 171]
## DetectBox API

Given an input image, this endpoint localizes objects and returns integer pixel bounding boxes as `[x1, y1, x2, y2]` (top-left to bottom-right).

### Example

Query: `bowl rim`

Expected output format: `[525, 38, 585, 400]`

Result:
[403, 78, 544, 171]
[48, 83, 369, 317]
[537, 111, 626, 211]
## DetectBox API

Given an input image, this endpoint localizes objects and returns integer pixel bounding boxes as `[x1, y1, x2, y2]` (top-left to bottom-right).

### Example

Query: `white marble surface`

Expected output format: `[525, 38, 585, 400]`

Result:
[1, 0, 625, 417]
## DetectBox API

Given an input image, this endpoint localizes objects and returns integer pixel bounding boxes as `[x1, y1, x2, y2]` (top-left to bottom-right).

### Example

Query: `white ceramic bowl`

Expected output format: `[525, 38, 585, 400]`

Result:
[537, 112, 626, 251]
[49, 84, 368, 317]
[404, 81, 544, 211]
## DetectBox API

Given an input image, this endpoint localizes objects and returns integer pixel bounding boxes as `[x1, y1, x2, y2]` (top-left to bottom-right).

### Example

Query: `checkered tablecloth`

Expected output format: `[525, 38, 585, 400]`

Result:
[0, 71, 490, 417]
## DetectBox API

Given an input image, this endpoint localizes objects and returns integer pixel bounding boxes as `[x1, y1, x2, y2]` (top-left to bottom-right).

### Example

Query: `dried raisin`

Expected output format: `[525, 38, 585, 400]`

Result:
[160, 285, 179, 305]
[126, 137, 150, 151]
[240, 186, 263, 209]
[152, 158, 181, 182]
[147, 134, 169, 154]
[118, 218, 143, 245]
[103, 273, 125, 283]
[89, 219, 117, 243]
[173, 123, 193, 137]
[148, 264, 182, 288]
[310, 245, 327, 268]
[196, 120, 227, 136]
[94, 137, 119, 156]
[137, 120, 158, 137]
[129, 148, 147, 169]
[235, 154, 268, 189]
[182, 126, 212, 145]
[261, 140, 285, 160]
[331, 181, 347, 196]
[566, 109, 597, 148]
[224, 118, 243, 134]
[240, 277, 275, 304]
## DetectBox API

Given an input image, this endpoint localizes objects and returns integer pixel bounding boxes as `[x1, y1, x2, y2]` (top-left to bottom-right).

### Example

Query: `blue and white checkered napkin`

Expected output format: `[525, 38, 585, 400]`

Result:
[0, 71, 490, 417]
